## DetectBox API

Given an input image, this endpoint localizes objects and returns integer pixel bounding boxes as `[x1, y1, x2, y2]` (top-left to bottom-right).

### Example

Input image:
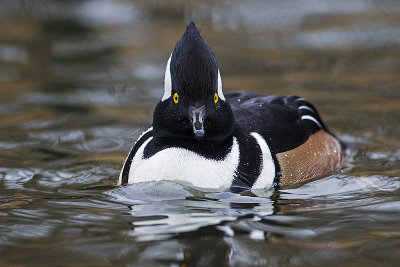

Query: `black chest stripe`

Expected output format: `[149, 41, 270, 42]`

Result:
[230, 134, 262, 192]
[268, 139, 282, 187]
[120, 130, 153, 185]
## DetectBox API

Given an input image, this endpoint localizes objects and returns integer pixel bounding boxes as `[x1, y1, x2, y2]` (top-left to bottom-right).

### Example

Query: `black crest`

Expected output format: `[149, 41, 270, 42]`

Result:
[170, 21, 219, 103]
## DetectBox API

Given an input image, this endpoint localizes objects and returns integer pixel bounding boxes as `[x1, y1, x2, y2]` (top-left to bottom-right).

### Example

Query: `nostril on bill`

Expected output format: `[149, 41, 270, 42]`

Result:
[194, 120, 202, 130]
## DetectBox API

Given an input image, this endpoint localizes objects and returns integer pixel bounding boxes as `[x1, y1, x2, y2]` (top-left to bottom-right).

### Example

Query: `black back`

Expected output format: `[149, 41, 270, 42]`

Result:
[226, 92, 329, 153]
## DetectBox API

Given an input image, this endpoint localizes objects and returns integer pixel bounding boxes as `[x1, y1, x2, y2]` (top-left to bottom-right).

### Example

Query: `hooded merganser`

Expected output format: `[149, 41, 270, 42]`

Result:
[119, 21, 346, 192]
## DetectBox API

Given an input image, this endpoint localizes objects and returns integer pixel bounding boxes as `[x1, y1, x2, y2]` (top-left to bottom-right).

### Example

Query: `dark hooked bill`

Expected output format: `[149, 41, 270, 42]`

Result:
[188, 105, 205, 141]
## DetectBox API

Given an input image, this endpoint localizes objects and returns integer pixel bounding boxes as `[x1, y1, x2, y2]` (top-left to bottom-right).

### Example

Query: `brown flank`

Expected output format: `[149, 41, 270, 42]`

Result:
[277, 130, 346, 187]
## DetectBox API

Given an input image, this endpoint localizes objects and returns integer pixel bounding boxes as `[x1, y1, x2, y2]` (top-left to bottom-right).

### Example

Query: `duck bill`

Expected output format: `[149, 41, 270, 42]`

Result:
[188, 105, 206, 141]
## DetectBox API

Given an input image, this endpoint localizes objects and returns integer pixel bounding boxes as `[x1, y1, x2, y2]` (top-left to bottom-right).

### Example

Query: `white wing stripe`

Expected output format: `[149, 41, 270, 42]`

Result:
[301, 115, 322, 128]
[298, 105, 315, 113]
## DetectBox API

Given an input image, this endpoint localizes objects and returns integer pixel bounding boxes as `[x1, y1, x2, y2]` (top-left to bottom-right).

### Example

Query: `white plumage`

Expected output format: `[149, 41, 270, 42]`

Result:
[125, 137, 241, 189]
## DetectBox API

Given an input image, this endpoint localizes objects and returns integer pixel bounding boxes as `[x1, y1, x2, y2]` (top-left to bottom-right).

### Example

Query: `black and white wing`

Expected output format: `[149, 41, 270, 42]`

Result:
[226, 92, 329, 153]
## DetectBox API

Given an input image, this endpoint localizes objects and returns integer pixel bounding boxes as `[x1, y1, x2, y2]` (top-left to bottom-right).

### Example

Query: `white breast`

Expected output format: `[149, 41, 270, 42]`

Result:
[127, 137, 240, 189]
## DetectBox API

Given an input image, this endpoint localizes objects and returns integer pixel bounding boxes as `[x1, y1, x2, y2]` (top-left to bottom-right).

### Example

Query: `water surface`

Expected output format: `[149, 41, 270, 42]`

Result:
[0, 1, 399, 266]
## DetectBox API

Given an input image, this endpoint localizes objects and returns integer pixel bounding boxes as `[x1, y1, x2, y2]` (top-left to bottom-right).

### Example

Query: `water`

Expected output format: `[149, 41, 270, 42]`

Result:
[1, 0, 400, 265]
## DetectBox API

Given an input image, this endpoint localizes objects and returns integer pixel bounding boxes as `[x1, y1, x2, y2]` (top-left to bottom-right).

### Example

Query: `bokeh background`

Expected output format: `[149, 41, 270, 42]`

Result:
[1, 0, 399, 266]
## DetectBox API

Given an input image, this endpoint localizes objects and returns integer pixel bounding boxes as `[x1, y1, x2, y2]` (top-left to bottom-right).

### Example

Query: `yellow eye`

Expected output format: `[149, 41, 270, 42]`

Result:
[173, 93, 179, 104]
[214, 93, 218, 104]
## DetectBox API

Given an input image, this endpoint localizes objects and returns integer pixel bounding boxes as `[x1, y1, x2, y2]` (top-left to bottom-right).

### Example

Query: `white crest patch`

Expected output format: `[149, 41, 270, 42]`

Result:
[217, 69, 225, 101]
[162, 55, 172, 101]
[127, 137, 240, 189]
[250, 132, 275, 189]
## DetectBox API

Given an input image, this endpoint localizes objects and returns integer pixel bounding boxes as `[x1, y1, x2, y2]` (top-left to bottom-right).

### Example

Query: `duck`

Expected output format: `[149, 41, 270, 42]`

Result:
[119, 21, 346, 192]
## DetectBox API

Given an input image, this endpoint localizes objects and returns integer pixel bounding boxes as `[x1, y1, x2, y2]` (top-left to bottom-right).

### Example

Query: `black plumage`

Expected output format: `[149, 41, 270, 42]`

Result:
[226, 92, 327, 153]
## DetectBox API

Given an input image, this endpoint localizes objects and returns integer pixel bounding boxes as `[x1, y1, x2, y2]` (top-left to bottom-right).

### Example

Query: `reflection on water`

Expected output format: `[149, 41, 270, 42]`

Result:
[108, 182, 274, 241]
[0, 0, 400, 265]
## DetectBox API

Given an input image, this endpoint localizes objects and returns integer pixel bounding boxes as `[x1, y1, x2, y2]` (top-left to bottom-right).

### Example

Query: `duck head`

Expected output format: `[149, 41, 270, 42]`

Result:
[152, 21, 235, 142]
